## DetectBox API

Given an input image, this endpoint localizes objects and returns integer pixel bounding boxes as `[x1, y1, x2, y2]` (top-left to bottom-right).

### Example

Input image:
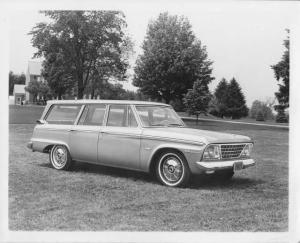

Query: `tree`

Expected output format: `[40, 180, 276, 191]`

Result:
[133, 12, 214, 104]
[271, 30, 289, 111]
[183, 80, 211, 122]
[250, 100, 274, 120]
[9, 71, 26, 95]
[210, 78, 229, 117]
[30, 11, 132, 99]
[25, 80, 40, 102]
[256, 110, 265, 121]
[25, 80, 52, 103]
[225, 78, 248, 119]
[41, 53, 75, 99]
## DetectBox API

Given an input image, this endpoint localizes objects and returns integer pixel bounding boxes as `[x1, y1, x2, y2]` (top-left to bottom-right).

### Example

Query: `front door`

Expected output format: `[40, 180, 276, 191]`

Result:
[98, 105, 141, 170]
[68, 104, 106, 163]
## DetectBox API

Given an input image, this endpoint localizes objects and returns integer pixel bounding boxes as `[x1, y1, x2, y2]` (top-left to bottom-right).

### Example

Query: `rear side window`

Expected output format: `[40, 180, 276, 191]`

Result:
[46, 105, 81, 125]
[107, 105, 127, 127]
[78, 104, 106, 126]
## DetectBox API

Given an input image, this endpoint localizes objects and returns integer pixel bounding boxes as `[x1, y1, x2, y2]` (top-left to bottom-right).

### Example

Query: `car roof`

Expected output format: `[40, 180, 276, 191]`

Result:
[46, 99, 170, 106]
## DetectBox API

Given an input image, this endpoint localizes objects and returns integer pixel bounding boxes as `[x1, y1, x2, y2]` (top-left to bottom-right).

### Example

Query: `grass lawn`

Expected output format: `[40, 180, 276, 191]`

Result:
[9, 106, 288, 231]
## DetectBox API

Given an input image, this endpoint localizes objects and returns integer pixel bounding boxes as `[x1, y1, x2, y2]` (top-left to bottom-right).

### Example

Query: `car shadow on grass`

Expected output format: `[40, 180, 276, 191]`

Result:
[38, 161, 155, 184]
[38, 161, 265, 190]
[189, 175, 265, 190]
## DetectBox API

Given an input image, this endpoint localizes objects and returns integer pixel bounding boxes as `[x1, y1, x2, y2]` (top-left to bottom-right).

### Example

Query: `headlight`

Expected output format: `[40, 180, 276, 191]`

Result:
[240, 143, 253, 157]
[202, 144, 221, 160]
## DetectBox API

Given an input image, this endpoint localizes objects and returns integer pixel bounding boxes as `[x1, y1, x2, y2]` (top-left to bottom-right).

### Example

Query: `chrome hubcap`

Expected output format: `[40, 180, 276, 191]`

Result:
[161, 156, 183, 182]
[52, 146, 67, 168]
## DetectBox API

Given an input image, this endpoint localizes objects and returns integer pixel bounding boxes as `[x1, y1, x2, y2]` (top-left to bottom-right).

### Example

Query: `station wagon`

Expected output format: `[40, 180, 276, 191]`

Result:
[27, 100, 255, 187]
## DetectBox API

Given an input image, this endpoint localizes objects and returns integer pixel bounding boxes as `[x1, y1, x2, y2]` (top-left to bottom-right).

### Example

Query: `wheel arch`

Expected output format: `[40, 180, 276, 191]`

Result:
[148, 146, 188, 175]
[40, 141, 71, 154]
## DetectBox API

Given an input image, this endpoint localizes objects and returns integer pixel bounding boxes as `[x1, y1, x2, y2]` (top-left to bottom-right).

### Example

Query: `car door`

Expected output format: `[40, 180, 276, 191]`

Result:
[98, 104, 142, 170]
[68, 104, 107, 163]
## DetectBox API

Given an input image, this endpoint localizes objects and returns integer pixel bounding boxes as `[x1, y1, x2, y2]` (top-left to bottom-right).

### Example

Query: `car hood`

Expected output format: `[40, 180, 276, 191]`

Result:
[142, 127, 252, 145]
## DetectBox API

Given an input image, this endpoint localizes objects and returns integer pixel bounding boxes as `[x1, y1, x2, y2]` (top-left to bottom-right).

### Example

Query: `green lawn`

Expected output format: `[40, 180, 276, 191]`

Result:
[9, 106, 288, 231]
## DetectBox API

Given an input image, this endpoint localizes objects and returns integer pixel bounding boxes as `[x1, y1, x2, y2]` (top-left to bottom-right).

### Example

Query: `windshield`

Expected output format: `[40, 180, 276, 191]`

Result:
[135, 105, 185, 127]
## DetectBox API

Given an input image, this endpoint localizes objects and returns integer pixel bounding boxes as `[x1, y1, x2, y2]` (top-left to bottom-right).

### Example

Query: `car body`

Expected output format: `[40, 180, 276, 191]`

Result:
[27, 100, 255, 187]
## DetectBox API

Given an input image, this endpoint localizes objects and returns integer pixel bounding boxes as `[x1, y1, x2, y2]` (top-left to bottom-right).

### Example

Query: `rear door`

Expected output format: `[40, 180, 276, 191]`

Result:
[68, 104, 107, 163]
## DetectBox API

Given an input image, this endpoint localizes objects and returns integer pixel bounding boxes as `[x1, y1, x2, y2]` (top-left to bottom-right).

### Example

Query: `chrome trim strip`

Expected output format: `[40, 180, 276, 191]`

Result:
[101, 131, 141, 139]
[142, 134, 205, 146]
[196, 159, 255, 170]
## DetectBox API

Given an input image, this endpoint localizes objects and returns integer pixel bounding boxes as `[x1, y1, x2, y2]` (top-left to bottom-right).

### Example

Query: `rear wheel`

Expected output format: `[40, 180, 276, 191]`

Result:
[156, 151, 190, 187]
[49, 145, 72, 170]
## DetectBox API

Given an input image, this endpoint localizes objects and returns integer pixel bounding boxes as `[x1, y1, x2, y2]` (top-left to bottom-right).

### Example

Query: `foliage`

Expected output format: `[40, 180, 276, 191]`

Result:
[209, 78, 228, 117]
[225, 78, 249, 119]
[250, 100, 274, 120]
[183, 80, 211, 118]
[210, 78, 248, 119]
[25, 80, 51, 102]
[9, 71, 26, 95]
[255, 110, 265, 121]
[271, 30, 289, 111]
[90, 82, 137, 100]
[30, 11, 132, 99]
[276, 109, 288, 123]
[133, 12, 214, 104]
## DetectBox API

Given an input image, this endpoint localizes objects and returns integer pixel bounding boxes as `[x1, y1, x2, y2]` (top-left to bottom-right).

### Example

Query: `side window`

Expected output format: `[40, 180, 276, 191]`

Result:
[78, 104, 106, 126]
[128, 107, 138, 127]
[107, 105, 127, 127]
[46, 105, 81, 125]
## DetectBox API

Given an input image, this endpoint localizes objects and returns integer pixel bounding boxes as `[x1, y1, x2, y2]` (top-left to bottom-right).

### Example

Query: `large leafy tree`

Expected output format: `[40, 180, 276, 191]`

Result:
[133, 12, 214, 104]
[30, 11, 131, 99]
[271, 30, 289, 111]
[9, 71, 25, 95]
[225, 78, 249, 119]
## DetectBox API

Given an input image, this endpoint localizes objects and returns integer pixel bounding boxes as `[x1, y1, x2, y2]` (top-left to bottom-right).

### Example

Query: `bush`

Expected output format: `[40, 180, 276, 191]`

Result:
[276, 110, 288, 123]
[256, 110, 265, 121]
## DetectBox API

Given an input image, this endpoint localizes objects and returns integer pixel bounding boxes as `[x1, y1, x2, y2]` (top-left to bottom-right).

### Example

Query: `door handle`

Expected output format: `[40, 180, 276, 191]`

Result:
[68, 129, 75, 132]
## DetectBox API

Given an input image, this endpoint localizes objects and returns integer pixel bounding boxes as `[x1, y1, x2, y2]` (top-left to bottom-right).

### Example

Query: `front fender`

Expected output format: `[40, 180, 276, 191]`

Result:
[141, 141, 206, 173]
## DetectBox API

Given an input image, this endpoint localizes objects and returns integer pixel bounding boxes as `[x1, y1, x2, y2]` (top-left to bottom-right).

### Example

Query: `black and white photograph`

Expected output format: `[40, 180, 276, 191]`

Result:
[1, 0, 300, 242]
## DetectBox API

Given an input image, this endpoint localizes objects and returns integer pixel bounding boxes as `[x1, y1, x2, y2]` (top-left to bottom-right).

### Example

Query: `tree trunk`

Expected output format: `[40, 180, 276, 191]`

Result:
[77, 73, 84, 99]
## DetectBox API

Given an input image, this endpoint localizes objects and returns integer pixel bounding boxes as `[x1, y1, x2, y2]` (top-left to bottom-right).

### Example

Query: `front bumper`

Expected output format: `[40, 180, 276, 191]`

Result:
[196, 158, 255, 171]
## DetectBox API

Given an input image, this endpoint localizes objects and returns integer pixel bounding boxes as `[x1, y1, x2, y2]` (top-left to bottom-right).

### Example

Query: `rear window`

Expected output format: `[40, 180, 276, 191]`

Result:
[45, 105, 81, 125]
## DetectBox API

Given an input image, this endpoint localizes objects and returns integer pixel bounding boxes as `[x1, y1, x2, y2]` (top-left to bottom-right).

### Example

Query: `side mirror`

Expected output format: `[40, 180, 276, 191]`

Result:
[36, 119, 47, 125]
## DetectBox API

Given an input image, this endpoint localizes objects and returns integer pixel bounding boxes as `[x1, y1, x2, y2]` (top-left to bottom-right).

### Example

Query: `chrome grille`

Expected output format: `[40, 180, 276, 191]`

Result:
[220, 144, 245, 159]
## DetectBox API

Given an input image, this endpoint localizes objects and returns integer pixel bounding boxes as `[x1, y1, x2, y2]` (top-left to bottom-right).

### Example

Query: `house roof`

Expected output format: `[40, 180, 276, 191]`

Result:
[28, 61, 42, 76]
[13, 84, 26, 94]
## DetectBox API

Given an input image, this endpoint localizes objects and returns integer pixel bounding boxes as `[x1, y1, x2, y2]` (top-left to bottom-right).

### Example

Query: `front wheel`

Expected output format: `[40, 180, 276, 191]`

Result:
[156, 151, 191, 187]
[49, 145, 72, 170]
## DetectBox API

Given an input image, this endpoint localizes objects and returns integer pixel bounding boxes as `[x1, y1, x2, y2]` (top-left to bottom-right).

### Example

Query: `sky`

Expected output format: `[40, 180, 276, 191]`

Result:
[8, 2, 297, 106]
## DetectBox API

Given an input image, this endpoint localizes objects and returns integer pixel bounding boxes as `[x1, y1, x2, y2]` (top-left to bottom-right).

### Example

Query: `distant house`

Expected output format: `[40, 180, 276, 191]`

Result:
[13, 84, 26, 105]
[25, 61, 44, 103]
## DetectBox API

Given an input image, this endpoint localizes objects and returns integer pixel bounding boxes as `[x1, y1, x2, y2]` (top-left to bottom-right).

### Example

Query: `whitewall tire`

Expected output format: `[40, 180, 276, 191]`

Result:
[49, 145, 72, 170]
[156, 151, 190, 187]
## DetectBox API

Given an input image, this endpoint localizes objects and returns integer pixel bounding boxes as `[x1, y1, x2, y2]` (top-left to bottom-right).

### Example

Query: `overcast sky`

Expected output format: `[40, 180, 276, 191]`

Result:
[8, 2, 297, 106]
